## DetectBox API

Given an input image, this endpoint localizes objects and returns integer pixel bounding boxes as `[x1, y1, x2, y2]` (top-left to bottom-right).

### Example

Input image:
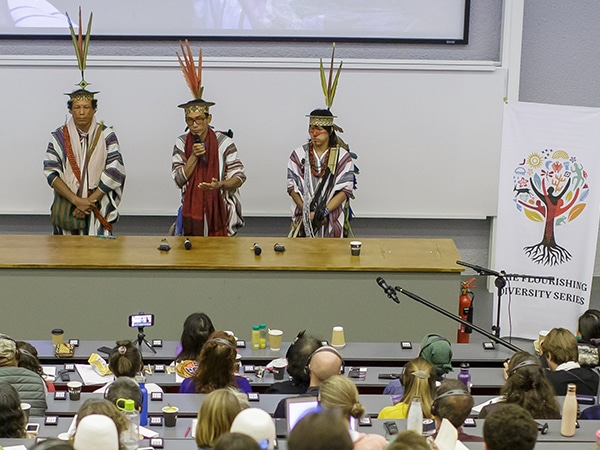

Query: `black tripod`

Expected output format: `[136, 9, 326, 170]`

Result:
[136, 326, 156, 354]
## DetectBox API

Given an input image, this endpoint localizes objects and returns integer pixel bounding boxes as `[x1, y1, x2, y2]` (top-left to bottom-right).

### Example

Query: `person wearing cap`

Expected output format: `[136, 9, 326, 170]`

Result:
[287, 46, 356, 238]
[0, 335, 47, 416]
[73, 414, 120, 450]
[44, 10, 125, 236]
[230, 408, 277, 450]
[172, 41, 246, 236]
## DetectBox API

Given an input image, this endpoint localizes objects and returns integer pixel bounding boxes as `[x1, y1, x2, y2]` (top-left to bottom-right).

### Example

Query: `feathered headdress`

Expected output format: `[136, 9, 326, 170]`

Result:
[176, 40, 215, 114]
[320, 42, 342, 110]
[65, 7, 94, 95]
[308, 43, 343, 127]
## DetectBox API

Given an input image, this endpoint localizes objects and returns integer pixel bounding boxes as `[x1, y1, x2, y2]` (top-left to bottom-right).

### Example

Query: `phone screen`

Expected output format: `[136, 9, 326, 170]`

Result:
[129, 314, 154, 328]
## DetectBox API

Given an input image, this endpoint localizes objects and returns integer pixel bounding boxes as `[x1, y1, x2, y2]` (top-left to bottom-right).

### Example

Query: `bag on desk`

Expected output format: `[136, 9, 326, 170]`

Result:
[88, 353, 111, 376]
[54, 343, 75, 358]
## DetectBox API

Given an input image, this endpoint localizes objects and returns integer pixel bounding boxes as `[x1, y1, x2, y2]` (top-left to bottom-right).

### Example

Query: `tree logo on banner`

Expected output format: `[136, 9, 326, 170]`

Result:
[512, 149, 589, 266]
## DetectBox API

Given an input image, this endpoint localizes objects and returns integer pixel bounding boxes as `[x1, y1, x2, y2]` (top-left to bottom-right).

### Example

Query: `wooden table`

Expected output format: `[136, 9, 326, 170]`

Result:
[0, 235, 462, 342]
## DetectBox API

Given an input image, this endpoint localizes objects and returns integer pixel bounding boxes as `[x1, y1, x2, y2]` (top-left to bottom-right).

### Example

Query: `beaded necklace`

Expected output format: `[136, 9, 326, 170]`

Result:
[309, 142, 330, 178]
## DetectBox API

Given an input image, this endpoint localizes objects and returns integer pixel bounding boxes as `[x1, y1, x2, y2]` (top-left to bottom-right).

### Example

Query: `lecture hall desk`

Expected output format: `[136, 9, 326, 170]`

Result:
[0, 235, 463, 342]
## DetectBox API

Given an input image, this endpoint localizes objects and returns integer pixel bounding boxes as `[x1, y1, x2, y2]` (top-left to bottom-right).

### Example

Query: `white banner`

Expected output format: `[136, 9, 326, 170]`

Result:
[494, 102, 600, 339]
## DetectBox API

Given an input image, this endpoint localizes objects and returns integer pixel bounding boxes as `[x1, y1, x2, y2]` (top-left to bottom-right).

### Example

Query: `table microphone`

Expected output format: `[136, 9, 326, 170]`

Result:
[252, 243, 262, 256]
[184, 238, 192, 250]
[376, 277, 400, 304]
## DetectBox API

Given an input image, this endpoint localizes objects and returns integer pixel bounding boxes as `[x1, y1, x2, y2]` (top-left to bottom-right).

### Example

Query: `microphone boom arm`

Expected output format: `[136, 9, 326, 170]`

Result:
[393, 285, 523, 353]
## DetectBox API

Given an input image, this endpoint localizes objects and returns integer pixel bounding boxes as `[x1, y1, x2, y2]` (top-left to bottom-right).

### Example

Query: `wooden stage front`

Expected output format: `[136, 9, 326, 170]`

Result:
[0, 235, 463, 343]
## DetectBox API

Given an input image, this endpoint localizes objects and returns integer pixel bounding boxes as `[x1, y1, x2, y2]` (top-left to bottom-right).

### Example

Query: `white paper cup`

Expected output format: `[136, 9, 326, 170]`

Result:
[268, 329, 283, 351]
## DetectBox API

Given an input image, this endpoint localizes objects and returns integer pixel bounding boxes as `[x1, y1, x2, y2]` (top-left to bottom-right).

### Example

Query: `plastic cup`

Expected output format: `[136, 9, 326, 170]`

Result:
[268, 329, 283, 351]
[20, 403, 31, 422]
[273, 360, 287, 380]
[350, 241, 362, 256]
[67, 381, 82, 401]
[51, 328, 64, 346]
[162, 406, 179, 427]
[331, 326, 346, 348]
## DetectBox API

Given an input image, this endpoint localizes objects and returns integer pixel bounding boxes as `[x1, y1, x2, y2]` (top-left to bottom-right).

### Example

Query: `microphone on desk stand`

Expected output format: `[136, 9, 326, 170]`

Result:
[376, 277, 400, 304]
[184, 238, 192, 250]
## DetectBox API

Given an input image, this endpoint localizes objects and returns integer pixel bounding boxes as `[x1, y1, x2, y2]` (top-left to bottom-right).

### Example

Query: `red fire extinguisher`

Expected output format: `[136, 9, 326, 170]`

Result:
[457, 277, 476, 343]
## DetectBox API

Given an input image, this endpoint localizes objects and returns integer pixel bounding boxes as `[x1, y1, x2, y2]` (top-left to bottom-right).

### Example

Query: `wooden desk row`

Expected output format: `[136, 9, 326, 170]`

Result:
[12, 415, 600, 450]
[30, 339, 522, 367]
[47, 365, 507, 395]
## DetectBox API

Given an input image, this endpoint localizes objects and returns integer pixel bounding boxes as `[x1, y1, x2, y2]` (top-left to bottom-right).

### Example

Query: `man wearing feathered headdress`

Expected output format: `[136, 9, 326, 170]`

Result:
[43, 9, 125, 236]
[171, 41, 246, 236]
[287, 44, 356, 238]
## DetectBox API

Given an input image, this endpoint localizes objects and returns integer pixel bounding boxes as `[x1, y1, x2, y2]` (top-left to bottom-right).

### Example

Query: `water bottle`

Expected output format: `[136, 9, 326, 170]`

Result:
[136, 375, 148, 427]
[457, 362, 472, 393]
[251, 325, 260, 350]
[561, 383, 577, 437]
[259, 323, 267, 349]
[406, 396, 423, 435]
[119, 398, 139, 450]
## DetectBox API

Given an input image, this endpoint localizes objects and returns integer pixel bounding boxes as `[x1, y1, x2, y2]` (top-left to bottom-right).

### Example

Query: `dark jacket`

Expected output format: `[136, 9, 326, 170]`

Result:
[0, 366, 47, 416]
[546, 367, 599, 396]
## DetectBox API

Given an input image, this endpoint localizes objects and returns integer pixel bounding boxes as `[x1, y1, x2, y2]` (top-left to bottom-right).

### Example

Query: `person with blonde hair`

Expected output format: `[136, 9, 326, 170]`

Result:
[195, 388, 249, 449]
[542, 327, 599, 395]
[378, 357, 435, 419]
[319, 375, 387, 450]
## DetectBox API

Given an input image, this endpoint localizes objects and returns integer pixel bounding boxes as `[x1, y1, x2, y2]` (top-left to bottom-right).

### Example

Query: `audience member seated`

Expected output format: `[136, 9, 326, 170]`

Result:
[483, 404, 537, 450]
[195, 388, 249, 449]
[378, 357, 435, 419]
[105, 377, 142, 411]
[478, 351, 560, 419]
[431, 379, 481, 443]
[265, 330, 322, 394]
[0, 382, 27, 438]
[386, 430, 430, 450]
[75, 398, 129, 442]
[541, 327, 599, 395]
[73, 414, 120, 450]
[213, 432, 261, 450]
[175, 312, 215, 378]
[180, 331, 252, 394]
[384, 334, 452, 396]
[0, 334, 46, 416]
[230, 408, 277, 450]
[577, 309, 600, 367]
[30, 439, 75, 450]
[16, 341, 55, 392]
[319, 375, 387, 450]
[287, 412, 353, 450]
[273, 346, 344, 418]
[94, 340, 162, 394]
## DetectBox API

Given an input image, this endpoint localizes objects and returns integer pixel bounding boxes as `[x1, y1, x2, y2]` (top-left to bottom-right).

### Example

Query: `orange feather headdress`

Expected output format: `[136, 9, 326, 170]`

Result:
[176, 40, 215, 115]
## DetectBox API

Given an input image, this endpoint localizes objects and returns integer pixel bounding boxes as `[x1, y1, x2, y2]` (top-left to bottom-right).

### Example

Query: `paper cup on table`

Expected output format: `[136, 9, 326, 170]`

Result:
[268, 329, 283, 351]
[20, 403, 31, 422]
[272, 359, 287, 380]
[51, 328, 64, 345]
[67, 381, 82, 401]
[331, 326, 346, 348]
[350, 241, 362, 256]
[162, 405, 179, 427]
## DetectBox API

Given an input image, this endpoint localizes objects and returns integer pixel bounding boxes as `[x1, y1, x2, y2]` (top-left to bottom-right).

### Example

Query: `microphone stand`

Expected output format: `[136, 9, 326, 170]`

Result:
[456, 260, 554, 339]
[377, 279, 523, 353]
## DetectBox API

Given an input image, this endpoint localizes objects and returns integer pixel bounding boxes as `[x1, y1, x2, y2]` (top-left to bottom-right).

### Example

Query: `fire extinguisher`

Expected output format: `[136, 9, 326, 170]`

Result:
[457, 277, 476, 343]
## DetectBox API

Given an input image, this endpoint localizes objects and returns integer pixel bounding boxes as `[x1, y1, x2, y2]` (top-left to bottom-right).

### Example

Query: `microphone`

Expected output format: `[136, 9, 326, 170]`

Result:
[193, 134, 207, 164]
[184, 238, 192, 250]
[376, 277, 399, 304]
[456, 260, 501, 277]
[252, 243, 262, 256]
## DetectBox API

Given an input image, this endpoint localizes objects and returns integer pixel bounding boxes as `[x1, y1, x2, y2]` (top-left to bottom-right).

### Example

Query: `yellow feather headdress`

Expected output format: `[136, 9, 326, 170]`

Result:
[308, 43, 343, 127]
